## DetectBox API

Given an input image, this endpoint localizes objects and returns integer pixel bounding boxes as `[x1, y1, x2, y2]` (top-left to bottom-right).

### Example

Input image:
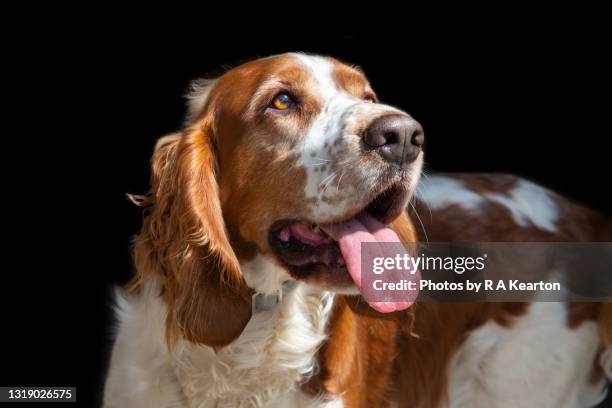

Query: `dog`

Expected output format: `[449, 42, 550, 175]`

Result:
[103, 53, 612, 407]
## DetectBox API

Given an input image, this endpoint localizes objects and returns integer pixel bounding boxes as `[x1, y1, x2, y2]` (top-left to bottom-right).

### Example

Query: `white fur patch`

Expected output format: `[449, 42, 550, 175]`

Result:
[104, 274, 335, 408]
[267, 393, 344, 408]
[103, 284, 185, 408]
[417, 176, 484, 210]
[242, 255, 293, 295]
[293, 54, 360, 217]
[417, 176, 560, 232]
[485, 180, 559, 232]
[172, 283, 334, 407]
[446, 302, 607, 408]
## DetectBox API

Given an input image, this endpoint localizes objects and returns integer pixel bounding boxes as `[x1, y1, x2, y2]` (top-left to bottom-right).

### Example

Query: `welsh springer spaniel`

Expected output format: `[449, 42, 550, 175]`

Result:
[104, 53, 612, 407]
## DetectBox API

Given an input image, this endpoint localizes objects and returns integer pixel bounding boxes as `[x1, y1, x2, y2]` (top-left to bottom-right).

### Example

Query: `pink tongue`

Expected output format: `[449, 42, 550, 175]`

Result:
[321, 213, 415, 313]
[289, 223, 329, 246]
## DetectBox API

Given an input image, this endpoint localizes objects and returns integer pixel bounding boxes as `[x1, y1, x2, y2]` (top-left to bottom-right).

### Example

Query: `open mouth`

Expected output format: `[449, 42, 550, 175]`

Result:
[268, 182, 409, 287]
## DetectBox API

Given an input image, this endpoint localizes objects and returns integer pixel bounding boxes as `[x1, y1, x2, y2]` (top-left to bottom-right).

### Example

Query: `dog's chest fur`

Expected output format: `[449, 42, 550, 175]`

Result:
[173, 284, 334, 407]
[104, 261, 335, 408]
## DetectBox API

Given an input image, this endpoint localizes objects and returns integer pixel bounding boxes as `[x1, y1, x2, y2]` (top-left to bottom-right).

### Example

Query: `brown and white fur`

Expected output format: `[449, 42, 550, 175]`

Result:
[103, 53, 612, 407]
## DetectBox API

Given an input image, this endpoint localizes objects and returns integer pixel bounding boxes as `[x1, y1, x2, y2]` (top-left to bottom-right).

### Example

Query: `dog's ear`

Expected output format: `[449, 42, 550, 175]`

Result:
[131, 86, 251, 349]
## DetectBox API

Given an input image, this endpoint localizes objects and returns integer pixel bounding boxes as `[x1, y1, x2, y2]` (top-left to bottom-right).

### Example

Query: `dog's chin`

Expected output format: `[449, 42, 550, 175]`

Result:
[268, 181, 411, 291]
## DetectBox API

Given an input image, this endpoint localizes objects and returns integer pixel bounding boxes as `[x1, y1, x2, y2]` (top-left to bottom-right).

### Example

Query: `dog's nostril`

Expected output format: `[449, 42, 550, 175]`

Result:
[364, 130, 387, 148]
[411, 129, 424, 147]
[383, 132, 398, 145]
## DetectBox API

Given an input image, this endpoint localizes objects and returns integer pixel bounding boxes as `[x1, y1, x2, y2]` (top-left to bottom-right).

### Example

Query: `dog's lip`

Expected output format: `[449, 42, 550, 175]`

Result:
[362, 181, 410, 224]
[270, 180, 409, 237]
[330, 180, 410, 225]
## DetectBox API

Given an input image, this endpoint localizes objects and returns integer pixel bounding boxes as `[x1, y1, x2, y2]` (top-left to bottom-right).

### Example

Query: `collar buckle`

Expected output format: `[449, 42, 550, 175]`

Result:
[252, 280, 298, 313]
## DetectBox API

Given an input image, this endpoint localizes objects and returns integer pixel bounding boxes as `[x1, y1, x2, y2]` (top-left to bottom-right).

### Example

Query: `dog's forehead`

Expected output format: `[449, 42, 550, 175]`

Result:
[234, 53, 369, 98]
[290, 54, 338, 95]
[210, 53, 371, 129]
[288, 53, 370, 97]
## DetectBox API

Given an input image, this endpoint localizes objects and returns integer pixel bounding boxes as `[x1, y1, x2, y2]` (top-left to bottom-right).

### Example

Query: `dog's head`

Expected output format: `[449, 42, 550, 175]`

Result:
[132, 53, 423, 347]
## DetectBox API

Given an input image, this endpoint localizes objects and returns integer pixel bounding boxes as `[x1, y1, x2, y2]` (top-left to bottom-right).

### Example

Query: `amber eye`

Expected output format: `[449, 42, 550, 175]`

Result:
[364, 92, 377, 103]
[271, 93, 293, 110]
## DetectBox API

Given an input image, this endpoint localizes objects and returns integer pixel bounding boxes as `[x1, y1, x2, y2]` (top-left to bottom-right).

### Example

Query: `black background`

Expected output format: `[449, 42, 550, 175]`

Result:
[3, 26, 611, 407]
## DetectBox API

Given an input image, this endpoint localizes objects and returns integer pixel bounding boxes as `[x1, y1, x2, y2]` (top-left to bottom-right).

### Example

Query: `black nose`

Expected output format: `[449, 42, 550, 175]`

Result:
[363, 114, 424, 166]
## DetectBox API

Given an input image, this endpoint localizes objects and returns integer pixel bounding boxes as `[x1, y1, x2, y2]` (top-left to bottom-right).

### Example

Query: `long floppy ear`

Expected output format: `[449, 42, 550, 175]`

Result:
[131, 96, 252, 348]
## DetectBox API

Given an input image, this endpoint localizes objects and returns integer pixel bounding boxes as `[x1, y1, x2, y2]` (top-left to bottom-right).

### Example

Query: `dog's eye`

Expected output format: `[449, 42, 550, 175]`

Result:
[364, 92, 377, 103]
[271, 93, 294, 110]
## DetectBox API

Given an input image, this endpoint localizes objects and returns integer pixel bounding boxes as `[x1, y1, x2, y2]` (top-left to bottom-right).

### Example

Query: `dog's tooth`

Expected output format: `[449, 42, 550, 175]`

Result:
[279, 228, 291, 242]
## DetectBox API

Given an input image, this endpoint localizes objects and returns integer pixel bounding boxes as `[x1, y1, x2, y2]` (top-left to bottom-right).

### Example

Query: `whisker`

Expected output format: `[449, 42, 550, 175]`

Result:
[332, 158, 354, 192]
[319, 169, 341, 198]
[417, 170, 434, 223]
[336, 169, 346, 191]
[319, 171, 337, 187]
[320, 172, 339, 197]
[305, 157, 335, 168]
[304, 162, 330, 167]
[409, 199, 429, 244]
